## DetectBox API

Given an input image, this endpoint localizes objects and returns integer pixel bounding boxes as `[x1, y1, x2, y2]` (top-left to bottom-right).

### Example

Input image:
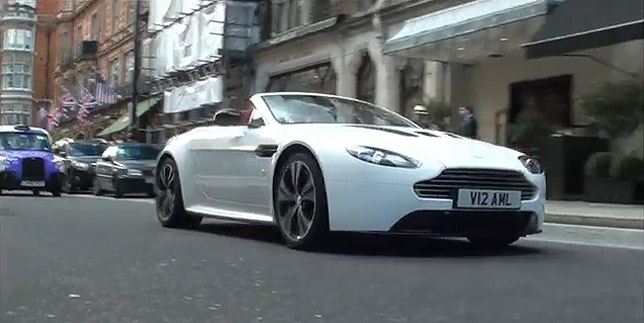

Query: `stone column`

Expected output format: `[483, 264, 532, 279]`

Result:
[253, 68, 270, 94]
[372, 55, 406, 113]
[423, 61, 446, 102]
[332, 53, 361, 98]
[444, 63, 471, 130]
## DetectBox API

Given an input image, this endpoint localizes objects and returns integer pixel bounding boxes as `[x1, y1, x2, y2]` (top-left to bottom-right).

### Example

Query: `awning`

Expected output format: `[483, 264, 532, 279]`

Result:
[97, 97, 160, 137]
[383, 0, 559, 59]
[522, 0, 644, 59]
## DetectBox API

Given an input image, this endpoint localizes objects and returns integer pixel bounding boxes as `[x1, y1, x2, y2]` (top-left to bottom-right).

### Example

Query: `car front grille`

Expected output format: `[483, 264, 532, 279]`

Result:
[21, 158, 46, 181]
[413, 168, 537, 201]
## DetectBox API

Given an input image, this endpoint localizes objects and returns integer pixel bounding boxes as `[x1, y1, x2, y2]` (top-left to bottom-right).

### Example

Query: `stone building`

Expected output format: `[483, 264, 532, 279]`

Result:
[0, 0, 38, 125]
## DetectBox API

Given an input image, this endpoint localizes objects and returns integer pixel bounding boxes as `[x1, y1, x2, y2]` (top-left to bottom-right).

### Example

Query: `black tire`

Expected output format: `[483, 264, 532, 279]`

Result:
[51, 186, 62, 197]
[113, 177, 124, 198]
[155, 157, 202, 228]
[93, 177, 103, 196]
[63, 175, 76, 193]
[273, 152, 329, 250]
[32, 190, 40, 196]
[467, 235, 520, 249]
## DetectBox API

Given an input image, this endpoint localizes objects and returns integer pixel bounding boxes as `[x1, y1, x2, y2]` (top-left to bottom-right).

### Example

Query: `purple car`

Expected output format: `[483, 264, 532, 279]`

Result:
[0, 125, 64, 196]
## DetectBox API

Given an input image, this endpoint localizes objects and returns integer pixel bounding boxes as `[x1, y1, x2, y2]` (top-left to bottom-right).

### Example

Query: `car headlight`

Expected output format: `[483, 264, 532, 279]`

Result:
[71, 161, 89, 170]
[519, 155, 543, 174]
[54, 160, 65, 173]
[346, 145, 421, 168]
[0, 157, 10, 171]
[127, 169, 143, 176]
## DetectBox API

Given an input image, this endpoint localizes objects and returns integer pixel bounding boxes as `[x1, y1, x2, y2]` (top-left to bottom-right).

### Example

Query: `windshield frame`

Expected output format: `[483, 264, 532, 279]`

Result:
[0, 131, 52, 152]
[257, 93, 419, 128]
[68, 142, 108, 157]
[115, 145, 160, 161]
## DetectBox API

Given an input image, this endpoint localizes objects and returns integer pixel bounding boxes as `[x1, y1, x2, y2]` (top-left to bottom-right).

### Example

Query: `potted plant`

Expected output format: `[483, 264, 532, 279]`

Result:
[583, 152, 614, 202]
[584, 152, 644, 204]
[507, 109, 553, 158]
[577, 80, 644, 138]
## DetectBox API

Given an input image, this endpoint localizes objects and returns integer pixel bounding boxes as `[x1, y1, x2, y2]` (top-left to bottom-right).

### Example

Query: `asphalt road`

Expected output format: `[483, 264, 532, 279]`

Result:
[1, 193, 643, 323]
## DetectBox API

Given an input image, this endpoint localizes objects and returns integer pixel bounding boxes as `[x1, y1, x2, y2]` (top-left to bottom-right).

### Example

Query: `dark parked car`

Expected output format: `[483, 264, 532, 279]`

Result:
[55, 139, 109, 193]
[93, 143, 160, 198]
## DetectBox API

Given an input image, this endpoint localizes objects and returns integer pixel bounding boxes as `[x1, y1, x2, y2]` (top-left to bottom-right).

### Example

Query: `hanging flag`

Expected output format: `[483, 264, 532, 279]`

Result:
[77, 86, 97, 124]
[59, 86, 77, 110]
[95, 72, 117, 104]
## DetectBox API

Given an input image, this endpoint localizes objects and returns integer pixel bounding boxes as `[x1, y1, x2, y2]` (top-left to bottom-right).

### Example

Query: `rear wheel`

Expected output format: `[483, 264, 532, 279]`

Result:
[274, 153, 329, 250]
[155, 157, 202, 228]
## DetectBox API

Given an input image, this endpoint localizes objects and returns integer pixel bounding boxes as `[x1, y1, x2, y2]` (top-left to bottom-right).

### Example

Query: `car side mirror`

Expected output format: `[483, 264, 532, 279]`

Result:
[248, 118, 264, 129]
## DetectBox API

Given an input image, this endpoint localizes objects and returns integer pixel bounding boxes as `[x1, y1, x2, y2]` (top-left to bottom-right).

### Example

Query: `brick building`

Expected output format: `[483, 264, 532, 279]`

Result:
[50, 0, 151, 138]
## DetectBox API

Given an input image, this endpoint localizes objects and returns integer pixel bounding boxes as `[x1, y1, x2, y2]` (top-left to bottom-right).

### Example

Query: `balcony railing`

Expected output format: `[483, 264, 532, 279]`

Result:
[75, 41, 98, 62]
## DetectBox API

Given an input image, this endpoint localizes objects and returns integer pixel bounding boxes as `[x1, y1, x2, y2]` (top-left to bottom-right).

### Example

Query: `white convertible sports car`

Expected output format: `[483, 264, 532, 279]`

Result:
[154, 92, 545, 250]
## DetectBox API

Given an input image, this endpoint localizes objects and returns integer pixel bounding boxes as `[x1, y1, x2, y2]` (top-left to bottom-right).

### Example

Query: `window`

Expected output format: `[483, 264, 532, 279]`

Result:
[272, 0, 302, 35]
[109, 58, 120, 86]
[112, 0, 119, 33]
[2, 63, 32, 90]
[124, 51, 134, 83]
[76, 24, 82, 47]
[2, 29, 33, 50]
[0, 104, 31, 126]
[127, 1, 135, 24]
[90, 13, 100, 40]
[16, 0, 36, 7]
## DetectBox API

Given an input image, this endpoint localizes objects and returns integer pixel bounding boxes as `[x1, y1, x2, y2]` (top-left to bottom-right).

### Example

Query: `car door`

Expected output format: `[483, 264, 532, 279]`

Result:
[95, 146, 117, 190]
[222, 108, 276, 215]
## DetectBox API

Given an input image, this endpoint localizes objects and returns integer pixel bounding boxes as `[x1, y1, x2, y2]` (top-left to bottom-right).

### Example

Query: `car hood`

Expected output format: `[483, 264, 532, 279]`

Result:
[0, 150, 55, 160]
[287, 124, 525, 170]
[116, 159, 156, 170]
[69, 156, 101, 163]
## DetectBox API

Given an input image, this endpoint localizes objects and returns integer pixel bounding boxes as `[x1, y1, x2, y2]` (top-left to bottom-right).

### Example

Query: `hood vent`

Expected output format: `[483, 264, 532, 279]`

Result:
[415, 131, 438, 137]
[348, 125, 419, 137]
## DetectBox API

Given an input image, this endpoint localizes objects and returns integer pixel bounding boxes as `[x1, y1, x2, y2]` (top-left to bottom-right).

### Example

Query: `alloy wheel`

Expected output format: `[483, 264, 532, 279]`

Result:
[276, 161, 316, 241]
[156, 163, 176, 220]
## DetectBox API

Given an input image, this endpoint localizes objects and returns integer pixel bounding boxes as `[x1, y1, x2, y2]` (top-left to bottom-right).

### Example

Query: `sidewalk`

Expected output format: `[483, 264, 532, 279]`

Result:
[546, 200, 644, 230]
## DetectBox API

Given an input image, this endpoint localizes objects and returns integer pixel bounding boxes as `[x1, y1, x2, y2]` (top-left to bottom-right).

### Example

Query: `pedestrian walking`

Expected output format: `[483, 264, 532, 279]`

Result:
[458, 105, 477, 139]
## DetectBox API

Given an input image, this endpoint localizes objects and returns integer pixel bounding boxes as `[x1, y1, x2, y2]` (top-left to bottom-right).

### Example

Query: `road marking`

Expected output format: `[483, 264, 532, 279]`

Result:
[524, 237, 644, 251]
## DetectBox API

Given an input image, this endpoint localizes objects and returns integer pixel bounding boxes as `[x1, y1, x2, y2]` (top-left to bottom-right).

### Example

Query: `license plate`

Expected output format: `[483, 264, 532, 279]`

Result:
[456, 189, 521, 209]
[144, 177, 155, 184]
[21, 180, 45, 188]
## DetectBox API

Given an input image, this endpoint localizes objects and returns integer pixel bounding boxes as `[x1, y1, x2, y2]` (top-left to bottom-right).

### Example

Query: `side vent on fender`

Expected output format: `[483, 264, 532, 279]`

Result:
[254, 144, 278, 158]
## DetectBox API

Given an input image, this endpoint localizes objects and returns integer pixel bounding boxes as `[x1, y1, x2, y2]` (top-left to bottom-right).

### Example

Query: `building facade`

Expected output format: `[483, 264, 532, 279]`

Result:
[254, 0, 643, 147]
[0, 0, 37, 125]
[50, 0, 151, 138]
[141, 0, 259, 144]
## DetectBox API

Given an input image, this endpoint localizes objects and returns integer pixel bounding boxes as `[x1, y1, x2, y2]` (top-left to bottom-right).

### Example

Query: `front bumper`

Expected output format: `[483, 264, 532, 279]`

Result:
[66, 168, 96, 189]
[324, 176, 545, 237]
[0, 171, 64, 191]
[115, 175, 155, 194]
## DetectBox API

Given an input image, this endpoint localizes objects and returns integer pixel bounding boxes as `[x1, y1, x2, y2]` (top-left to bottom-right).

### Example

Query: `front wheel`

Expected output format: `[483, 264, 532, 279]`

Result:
[93, 177, 103, 196]
[273, 153, 329, 250]
[155, 158, 202, 228]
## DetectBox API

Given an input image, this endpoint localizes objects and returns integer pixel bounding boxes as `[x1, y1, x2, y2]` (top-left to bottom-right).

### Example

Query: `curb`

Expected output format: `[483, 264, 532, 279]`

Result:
[545, 213, 644, 230]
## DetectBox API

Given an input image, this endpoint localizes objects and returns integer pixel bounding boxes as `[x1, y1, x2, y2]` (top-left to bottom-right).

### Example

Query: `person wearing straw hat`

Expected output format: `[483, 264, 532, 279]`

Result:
[413, 105, 430, 129]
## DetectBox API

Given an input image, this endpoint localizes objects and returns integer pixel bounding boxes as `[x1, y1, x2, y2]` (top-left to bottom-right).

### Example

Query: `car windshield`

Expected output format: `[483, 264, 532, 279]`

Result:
[261, 94, 418, 127]
[0, 132, 51, 151]
[117, 145, 160, 160]
[69, 143, 108, 157]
